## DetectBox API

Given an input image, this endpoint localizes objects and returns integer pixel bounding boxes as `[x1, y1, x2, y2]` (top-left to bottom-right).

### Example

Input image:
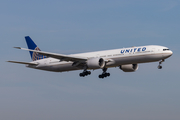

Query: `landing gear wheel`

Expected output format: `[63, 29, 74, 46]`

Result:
[84, 72, 88, 76]
[157, 59, 164, 69]
[101, 75, 104, 79]
[79, 70, 91, 77]
[99, 75, 102, 78]
[79, 73, 85, 77]
[103, 73, 107, 77]
[88, 71, 91, 75]
[158, 65, 162, 69]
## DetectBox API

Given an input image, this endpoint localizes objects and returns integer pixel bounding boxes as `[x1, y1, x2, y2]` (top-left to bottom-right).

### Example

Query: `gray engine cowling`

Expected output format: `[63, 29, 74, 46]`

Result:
[87, 58, 105, 69]
[119, 64, 138, 72]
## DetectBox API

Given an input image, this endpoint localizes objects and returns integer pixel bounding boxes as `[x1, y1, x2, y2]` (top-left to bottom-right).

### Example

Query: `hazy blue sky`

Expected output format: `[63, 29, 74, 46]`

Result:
[1, 0, 180, 120]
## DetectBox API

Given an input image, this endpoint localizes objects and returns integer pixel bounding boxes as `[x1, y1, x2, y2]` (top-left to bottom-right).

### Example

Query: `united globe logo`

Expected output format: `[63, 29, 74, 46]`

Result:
[32, 47, 46, 61]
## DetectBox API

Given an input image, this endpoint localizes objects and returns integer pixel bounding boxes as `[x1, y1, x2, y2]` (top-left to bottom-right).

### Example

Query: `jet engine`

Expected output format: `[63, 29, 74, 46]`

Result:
[119, 64, 138, 72]
[87, 58, 105, 69]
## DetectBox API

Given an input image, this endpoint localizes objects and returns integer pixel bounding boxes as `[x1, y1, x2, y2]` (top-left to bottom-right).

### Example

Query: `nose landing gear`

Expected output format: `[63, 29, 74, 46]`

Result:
[158, 59, 164, 69]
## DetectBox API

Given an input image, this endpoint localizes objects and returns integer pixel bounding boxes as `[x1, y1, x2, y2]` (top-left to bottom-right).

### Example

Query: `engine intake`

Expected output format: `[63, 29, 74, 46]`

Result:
[120, 64, 138, 72]
[87, 58, 105, 69]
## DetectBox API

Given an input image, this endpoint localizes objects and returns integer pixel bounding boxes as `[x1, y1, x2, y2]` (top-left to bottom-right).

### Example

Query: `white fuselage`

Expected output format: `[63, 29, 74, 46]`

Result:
[27, 45, 173, 72]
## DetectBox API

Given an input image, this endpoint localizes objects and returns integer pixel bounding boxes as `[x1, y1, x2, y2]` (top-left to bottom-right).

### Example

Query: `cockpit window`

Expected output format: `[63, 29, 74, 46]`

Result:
[163, 49, 170, 51]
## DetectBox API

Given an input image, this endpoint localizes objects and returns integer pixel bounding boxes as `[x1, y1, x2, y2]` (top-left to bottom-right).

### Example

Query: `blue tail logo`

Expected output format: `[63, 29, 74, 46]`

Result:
[25, 36, 46, 61]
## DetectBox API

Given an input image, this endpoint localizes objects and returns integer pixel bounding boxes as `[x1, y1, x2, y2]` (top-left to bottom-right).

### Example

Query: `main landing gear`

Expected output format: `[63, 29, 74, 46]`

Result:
[99, 68, 110, 79]
[158, 59, 164, 69]
[79, 66, 91, 77]
[79, 71, 91, 77]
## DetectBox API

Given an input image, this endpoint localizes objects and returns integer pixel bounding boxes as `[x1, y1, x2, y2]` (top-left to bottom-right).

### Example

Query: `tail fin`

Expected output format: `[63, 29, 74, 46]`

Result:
[25, 36, 46, 61]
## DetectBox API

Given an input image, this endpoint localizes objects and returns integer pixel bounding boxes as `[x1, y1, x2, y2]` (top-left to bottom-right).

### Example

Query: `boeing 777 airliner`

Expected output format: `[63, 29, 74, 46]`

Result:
[8, 36, 173, 78]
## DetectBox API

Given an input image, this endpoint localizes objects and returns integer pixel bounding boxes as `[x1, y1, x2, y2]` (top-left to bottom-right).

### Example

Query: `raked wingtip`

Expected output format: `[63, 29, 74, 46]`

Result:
[14, 47, 21, 49]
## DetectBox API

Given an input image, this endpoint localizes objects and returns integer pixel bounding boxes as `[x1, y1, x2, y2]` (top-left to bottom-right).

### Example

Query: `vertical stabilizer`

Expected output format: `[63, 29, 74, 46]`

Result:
[25, 36, 46, 61]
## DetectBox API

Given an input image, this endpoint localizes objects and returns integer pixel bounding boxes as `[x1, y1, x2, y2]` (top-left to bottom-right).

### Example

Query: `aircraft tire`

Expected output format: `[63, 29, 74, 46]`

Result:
[158, 65, 162, 69]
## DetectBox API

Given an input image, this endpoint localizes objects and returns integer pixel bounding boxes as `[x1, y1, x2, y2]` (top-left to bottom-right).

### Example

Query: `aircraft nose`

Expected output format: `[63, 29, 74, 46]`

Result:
[163, 50, 173, 59]
[166, 50, 173, 58]
[169, 50, 173, 56]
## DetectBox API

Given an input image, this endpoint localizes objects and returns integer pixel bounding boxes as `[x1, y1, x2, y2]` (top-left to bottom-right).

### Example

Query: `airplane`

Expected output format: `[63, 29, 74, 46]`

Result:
[8, 36, 173, 78]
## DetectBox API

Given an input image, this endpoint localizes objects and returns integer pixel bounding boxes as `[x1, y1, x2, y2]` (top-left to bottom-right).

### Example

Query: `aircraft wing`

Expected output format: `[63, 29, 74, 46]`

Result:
[14, 47, 87, 62]
[7, 61, 38, 65]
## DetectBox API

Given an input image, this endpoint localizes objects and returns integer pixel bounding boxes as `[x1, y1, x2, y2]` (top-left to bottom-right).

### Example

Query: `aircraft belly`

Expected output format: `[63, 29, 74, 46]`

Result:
[53, 63, 80, 72]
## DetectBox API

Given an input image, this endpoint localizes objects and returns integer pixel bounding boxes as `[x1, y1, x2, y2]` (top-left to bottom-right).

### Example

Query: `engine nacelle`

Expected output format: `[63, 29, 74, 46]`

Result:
[87, 58, 105, 69]
[120, 64, 138, 72]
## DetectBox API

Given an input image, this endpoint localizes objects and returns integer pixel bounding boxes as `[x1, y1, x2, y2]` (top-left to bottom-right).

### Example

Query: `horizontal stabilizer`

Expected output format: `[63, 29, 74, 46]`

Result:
[7, 61, 38, 65]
